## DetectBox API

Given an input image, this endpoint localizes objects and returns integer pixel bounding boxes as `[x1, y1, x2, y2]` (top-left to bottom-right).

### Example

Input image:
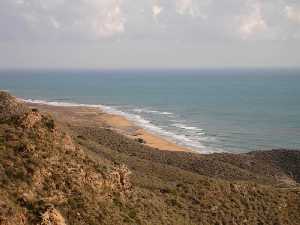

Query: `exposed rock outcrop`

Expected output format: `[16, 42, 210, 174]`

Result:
[61, 134, 76, 151]
[40, 207, 66, 225]
[19, 111, 42, 129]
[0, 91, 28, 120]
[107, 164, 132, 193]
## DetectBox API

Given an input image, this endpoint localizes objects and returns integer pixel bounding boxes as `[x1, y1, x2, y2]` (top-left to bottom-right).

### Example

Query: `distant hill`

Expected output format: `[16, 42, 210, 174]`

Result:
[0, 91, 299, 225]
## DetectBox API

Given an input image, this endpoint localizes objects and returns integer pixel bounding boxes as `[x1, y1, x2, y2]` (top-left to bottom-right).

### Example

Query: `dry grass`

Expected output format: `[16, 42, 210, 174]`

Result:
[0, 91, 300, 225]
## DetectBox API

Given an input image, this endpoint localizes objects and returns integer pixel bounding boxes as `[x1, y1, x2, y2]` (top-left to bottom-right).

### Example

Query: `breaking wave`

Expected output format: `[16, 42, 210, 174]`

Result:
[21, 98, 220, 153]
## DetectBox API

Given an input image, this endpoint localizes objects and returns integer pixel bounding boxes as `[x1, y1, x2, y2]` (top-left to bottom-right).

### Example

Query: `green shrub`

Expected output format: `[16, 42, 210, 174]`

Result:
[45, 118, 55, 130]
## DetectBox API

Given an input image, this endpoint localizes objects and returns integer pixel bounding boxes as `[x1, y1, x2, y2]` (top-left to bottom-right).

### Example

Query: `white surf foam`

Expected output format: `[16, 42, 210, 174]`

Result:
[132, 108, 173, 115]
[172, 123, 204, 132]
[21, 98, 219, 153]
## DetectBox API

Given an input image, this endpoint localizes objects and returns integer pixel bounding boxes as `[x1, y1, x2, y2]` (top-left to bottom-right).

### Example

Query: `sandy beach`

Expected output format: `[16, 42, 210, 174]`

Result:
[25, 102, 191, 152]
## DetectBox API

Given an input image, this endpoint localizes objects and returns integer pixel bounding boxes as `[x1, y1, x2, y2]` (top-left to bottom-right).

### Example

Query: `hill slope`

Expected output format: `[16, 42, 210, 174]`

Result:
[0, 91, 300, 225]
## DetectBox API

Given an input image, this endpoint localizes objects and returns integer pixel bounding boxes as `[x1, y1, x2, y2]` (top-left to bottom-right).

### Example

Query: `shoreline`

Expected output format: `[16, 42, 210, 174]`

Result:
[23, 100, 193, 152]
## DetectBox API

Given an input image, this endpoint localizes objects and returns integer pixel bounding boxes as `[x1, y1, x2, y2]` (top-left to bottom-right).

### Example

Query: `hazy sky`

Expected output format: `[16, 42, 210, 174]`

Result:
[0, 0, 300, 69]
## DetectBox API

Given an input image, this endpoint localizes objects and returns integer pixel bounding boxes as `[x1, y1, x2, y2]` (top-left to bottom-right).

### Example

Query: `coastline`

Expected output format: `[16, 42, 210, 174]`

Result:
[2, 90, 300, 225]
[23, 100, 192, 152]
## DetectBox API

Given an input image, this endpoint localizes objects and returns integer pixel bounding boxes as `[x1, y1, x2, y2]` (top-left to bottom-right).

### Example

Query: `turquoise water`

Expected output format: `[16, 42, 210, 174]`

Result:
[1, 69, 300, 153]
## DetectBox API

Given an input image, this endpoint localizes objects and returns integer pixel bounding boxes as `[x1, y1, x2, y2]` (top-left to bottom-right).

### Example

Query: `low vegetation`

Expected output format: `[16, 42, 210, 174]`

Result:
[0, 91, 299, 225]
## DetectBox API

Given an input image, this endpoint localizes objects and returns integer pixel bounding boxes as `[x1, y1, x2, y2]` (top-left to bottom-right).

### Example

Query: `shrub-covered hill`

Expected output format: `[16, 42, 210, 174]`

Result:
[0, 91, 300, 225]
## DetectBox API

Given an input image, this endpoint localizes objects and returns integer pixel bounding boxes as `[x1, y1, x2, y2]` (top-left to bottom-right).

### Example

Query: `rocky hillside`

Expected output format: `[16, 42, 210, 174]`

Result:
[0, 91, 300, 225]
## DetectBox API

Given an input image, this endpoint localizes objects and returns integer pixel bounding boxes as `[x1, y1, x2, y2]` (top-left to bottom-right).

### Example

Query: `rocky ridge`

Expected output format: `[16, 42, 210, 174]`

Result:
[0, 91, 300, 225]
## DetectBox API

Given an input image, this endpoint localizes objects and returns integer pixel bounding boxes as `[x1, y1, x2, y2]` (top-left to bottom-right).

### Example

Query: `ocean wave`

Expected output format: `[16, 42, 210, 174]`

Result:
[21, 98, 218, 153]
[50, 98, 73, 101]
[172, 123, 204, 132]
[22, 99, 101, 108]
[127, 115, 209, 151]
[132, 108, 173, 115]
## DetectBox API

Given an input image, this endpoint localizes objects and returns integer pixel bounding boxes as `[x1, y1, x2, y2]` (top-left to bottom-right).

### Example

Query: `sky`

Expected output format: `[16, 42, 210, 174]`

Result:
[0, 0, 300, 69]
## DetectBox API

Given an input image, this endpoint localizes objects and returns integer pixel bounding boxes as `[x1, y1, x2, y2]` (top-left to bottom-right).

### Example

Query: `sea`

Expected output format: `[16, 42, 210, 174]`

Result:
[0, 68, 300, 153]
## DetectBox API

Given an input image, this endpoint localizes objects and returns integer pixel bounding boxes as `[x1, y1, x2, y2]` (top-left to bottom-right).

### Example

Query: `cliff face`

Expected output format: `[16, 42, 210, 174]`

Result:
[0, 91, 300, 225]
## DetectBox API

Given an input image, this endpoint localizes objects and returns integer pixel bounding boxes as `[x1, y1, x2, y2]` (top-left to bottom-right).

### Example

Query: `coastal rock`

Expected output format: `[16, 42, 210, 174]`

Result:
[62, 134, 76, 151]
[19, 111, 42, 129]
[40, 207, 67, 225]
[107, 164, 132, 193]
[0, 91, 28, 120]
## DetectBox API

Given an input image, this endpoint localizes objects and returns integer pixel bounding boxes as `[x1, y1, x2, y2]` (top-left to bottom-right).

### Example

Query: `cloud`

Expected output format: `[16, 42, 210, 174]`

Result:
[238, 1, 267, 39]
[79, 0, 125, 38]
[0, 0, 299, 42]
[175, 0, 210, 18]
[15, 0, 25, 5]
[49, 17, 61, 29]
[176, 0, 195, 16]
[0, 0, 125, 40]
[152, 4, 163, 20]
[285, 5, 300, 24]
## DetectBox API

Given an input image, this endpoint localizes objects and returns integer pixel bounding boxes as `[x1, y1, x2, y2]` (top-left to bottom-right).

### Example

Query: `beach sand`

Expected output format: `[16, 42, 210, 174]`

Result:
[25, 103, 191, 152]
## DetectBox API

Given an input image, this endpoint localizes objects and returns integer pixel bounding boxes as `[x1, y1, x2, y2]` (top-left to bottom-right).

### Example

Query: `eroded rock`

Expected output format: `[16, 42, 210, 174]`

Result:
[106, 164, 132, 193]
[0, 92, 28, 120]
[40, 207, 66, 225]
[62, 134, 76, 151]
[19, 111, 42, 129]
